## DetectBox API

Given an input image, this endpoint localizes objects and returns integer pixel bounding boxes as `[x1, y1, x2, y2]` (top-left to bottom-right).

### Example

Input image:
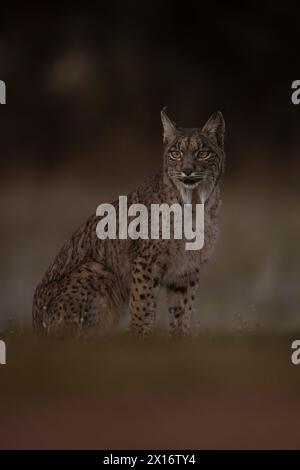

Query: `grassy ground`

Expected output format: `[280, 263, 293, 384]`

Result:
[0, 332, 300, 449]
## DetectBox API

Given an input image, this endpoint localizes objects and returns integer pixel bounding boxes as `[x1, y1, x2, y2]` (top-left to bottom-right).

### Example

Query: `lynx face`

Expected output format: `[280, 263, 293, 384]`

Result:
[161, 110, 225, 204]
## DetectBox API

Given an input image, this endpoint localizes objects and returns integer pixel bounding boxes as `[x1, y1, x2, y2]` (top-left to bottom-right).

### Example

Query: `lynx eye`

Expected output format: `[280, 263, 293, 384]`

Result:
[169, 151, 182, 161]
[196, 150, 211, 160]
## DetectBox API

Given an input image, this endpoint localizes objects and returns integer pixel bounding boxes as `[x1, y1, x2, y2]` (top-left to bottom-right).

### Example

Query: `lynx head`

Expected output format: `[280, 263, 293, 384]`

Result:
[161, 109, 225, 204]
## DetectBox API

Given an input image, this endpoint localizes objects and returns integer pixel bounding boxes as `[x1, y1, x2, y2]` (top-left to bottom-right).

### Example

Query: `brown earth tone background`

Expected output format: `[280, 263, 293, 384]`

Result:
[0, 1, 300, 449]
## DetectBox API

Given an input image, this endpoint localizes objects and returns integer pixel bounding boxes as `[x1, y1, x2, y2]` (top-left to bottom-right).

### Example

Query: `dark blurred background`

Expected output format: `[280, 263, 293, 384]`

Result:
[1, 1, 299, 173]
[1, 1, 300, 451]
[0, 1, 299, 329]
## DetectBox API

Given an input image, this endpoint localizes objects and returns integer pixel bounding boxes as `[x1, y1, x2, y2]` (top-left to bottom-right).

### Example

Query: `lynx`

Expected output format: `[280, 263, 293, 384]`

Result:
[32, 110, 225, 337]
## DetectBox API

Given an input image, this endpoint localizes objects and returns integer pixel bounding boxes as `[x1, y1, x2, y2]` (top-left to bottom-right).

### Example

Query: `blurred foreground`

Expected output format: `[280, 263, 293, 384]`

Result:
[0, 332, 300, 449]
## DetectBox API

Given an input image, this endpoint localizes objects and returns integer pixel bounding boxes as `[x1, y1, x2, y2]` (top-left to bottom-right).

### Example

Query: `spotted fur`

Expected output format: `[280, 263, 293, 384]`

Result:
[32, 110, 225, 337]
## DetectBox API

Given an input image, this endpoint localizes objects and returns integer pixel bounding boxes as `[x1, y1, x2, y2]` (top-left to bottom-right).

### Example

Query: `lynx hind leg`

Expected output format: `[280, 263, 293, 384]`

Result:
[38, 262, 121, 336]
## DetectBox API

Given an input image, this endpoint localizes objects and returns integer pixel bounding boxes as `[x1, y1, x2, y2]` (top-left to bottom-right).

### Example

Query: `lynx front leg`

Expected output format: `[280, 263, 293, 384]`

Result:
[167, 277, 199, 337]
[129, 257, 161, 336]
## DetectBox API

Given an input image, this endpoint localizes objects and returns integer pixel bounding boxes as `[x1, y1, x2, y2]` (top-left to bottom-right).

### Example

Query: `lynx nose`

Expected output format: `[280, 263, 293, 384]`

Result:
[183, 169, 193, 176]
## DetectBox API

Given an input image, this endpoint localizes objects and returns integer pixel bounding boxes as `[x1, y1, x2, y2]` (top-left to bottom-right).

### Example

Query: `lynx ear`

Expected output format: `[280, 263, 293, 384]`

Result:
[160, 108, 178, 144]
[202, 111, 225, 149]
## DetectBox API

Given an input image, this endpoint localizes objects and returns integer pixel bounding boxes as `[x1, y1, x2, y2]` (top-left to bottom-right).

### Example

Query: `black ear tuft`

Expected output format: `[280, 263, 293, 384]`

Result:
[160, 108, 178, 144]
[202, 111, 225, 148]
